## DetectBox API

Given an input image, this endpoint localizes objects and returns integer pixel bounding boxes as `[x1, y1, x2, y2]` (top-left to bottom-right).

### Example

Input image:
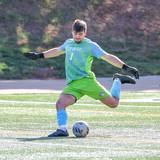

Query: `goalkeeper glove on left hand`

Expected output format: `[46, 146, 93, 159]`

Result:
[122, 64, 139, 79]
[24, 52, 44, 60]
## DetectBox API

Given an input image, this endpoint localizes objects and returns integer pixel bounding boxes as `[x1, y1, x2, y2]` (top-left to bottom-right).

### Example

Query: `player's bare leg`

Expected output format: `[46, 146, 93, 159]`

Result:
[100, 96, 119, 108]
[56, 94, 76, 110]
[100, 73, 136, 108]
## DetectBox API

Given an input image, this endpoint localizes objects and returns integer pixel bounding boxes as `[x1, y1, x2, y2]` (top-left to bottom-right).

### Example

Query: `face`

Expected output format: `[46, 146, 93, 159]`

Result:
[72, 31, 86, 43]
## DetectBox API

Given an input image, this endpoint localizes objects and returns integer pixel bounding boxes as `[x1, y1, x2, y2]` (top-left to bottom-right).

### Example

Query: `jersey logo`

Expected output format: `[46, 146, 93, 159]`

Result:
[70, 52, 74, 61]
[99, 91, 105, 97]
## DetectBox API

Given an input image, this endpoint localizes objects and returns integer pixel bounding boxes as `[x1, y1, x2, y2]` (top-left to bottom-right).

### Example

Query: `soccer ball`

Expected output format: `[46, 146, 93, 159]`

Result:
[72, 121, 89, 137]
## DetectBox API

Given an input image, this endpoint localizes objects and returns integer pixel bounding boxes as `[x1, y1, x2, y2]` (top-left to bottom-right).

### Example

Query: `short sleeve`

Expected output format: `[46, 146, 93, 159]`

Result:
[90, 42, 107, 59]
[59, 41, 67, 51]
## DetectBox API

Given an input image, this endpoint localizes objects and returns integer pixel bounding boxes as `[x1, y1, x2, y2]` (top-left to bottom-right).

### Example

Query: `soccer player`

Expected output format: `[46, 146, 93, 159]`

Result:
[24, 19, 139, 137]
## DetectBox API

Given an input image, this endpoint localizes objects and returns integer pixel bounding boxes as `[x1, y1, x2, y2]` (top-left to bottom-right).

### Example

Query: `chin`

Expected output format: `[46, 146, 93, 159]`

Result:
[75, 39, 82, 43]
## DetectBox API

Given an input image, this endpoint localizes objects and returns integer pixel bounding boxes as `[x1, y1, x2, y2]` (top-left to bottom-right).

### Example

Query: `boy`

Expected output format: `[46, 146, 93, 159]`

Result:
[25, 19, 139, 137]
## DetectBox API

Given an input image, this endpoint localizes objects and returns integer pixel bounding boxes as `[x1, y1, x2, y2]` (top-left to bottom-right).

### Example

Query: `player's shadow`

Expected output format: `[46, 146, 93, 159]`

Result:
[17, 135, 112, 142]
[17, 136, 82, 142]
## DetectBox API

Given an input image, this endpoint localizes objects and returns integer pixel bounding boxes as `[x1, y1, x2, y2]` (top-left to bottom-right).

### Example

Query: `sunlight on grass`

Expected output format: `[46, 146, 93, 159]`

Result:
[0, 92, 159, 160]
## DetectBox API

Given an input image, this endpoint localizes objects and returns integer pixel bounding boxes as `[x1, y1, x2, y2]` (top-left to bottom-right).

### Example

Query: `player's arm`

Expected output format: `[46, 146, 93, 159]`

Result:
[24, 47, 64, 60]
[43, 47, 64, 58]
[101, 52, 124, 68]
[101, 52, 139, 79]
[91, 42, 139, 79]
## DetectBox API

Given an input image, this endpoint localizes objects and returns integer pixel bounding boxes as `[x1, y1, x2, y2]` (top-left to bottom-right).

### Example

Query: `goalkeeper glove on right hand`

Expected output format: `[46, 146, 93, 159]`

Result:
[122, 64, 140, 79]
[24, 52, 44, 60]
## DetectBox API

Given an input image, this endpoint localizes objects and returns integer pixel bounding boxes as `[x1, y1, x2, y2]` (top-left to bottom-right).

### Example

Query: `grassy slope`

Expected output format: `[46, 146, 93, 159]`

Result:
[0, 0, 160, 79]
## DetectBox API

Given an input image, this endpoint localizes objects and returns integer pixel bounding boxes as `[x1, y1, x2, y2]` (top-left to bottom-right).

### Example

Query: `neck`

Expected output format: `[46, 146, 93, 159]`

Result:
[74, 38, 85, 43]
[75, 41, 82, 44]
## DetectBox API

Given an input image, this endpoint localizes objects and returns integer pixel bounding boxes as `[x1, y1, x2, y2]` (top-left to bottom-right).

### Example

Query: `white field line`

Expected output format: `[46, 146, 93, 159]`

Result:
[0, 89, 61, 94]
[0, 89, 160, 94]
[122, 98, 160, 102]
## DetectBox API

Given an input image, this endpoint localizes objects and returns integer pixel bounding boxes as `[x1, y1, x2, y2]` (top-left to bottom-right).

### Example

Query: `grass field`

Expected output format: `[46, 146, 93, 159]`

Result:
[0, 91, 160, 160]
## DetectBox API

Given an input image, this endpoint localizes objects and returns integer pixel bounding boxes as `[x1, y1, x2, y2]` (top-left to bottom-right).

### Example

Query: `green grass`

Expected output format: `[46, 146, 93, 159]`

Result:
[0, 92, 160, 160]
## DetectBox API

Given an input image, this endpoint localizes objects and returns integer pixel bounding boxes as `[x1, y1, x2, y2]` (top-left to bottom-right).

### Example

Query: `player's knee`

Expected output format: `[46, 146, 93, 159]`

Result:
[56, 100, 66, 109]
[100, 97, 119, 108]
[55, 94, 76, 110]
[108, 102, 119, 108]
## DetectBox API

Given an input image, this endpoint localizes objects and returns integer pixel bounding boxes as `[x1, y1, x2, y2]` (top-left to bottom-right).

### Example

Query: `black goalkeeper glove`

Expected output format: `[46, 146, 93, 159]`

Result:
[24, 52, 44, 60]
[122, 64, 139, 79]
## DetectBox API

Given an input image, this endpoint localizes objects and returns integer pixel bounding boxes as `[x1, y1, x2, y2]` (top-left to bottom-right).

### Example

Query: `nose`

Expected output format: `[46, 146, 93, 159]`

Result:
[75, 34, 80, 38]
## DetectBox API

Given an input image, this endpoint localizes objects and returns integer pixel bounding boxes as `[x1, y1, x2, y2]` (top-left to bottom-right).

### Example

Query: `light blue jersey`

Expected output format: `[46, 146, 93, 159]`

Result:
[59, 38, 107, 83]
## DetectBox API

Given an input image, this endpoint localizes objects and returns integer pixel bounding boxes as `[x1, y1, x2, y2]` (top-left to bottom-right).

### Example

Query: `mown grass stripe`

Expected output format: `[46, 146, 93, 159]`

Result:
[0, 100, 160, 108]
[0, 92, 159, 159]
